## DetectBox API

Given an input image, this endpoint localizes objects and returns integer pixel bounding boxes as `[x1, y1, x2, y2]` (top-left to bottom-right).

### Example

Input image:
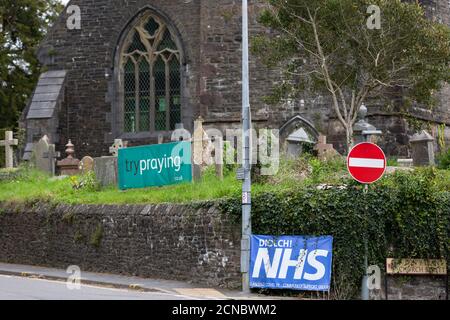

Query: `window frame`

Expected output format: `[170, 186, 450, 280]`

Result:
[118, 12, 184, 136]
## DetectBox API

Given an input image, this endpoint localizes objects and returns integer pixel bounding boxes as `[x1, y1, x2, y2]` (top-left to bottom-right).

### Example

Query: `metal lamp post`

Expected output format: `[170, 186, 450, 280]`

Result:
[354, 103, 382, 300]
[241, 0, 252, 293]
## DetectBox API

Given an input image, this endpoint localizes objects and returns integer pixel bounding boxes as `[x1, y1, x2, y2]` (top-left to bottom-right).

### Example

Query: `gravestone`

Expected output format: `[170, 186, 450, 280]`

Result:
[214, 144, 224, 181]
[94, 156, 118, 186]
[192, 116, 206, 181]
[109, 139, 126, 157]
[410, 131, 435, 166]
[207, 134, 224, 181]
[0, 131, 18, 168]
[80, 156, 94, 174]
[158, 134, 164, 144]
[57, 140, 80, 176]
[33, 135, 59, 174]
[33, 136, 50, 172]
[314, 135, 339, 160]
[43, 144, 60, 175]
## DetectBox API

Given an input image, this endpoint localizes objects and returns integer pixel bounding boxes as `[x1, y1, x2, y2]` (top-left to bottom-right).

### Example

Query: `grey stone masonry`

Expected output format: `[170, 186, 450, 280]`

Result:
[386, 276, 447, 300]
[94, 156, 118, 186]
[19, 0, 450, 158]
[0, 201, 447, 298]
[0, 202, 242, 289]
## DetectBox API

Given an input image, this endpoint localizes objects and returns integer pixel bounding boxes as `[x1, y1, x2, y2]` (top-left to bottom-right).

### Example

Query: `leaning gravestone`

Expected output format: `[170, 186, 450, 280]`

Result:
[94, 157, 118, 187]
[410, 130, 435, 166]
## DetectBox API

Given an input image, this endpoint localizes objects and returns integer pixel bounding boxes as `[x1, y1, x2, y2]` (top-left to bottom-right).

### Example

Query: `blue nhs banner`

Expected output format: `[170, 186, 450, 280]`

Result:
[250, 235, 333, 291]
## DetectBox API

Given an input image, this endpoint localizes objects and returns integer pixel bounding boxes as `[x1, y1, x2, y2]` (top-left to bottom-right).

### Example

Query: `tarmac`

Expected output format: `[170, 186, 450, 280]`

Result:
[0, 262, 297, 300]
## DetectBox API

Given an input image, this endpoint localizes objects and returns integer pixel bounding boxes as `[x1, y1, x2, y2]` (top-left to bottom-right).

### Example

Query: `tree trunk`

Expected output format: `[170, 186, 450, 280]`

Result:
[345, 125, 354, 155]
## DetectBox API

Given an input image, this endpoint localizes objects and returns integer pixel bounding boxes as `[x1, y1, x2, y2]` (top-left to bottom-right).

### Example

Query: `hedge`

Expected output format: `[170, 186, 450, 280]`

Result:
[219, 168, 450, 299]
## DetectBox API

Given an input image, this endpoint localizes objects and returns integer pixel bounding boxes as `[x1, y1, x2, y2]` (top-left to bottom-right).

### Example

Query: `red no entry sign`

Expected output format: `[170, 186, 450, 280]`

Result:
[347, 142, 386, 184]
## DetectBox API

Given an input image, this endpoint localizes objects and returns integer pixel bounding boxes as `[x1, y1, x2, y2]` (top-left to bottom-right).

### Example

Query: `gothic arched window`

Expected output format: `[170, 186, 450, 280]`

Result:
[121, 14, 181, 133]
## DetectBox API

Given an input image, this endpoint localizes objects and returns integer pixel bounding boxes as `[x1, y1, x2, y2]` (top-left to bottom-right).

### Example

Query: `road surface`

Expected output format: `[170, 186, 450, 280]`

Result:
[0, 274, 195, 300]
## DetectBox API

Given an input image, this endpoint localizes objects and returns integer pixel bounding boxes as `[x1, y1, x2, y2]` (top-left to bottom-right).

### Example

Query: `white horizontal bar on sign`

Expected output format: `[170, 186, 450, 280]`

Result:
[349, 158, 384, 169]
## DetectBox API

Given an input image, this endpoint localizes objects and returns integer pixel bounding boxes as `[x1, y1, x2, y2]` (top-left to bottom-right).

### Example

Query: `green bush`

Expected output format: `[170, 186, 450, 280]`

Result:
[70, 171, 100, 192]
[219, 168, 450, 299]
[437, 148, 450, 169]
[387, 157, 398, 167]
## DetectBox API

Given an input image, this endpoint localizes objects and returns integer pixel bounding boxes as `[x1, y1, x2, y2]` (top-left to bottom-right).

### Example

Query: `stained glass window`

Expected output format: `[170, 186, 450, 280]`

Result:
[122, 14, 181, 133]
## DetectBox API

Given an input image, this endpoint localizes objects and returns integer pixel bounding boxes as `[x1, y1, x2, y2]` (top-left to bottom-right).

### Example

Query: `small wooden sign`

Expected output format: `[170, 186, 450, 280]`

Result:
[386, 258, 447, 275]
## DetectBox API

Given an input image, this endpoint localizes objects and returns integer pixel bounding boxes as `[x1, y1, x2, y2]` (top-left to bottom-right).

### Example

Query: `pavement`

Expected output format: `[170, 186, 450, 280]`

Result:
[0, 263, 288, 300]
[0, 275, 193, 300]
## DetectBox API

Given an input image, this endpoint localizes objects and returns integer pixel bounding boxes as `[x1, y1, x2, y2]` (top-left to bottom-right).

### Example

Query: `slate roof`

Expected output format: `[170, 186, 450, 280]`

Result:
[22, 143, 34, 161]
[26, 70, 67, 120]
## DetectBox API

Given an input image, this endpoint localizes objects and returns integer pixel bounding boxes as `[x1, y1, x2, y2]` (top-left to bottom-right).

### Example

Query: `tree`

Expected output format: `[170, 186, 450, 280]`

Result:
[0, 0, 63, 131]
[252, 0, 450, 151]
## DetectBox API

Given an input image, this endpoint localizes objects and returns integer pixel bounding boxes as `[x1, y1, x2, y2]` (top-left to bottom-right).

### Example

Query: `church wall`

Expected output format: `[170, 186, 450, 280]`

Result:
[198, 0, 450, 156]
[198, 1, 273, 126]
[38, 0, 203, 157]
[32, 0, 450, 159]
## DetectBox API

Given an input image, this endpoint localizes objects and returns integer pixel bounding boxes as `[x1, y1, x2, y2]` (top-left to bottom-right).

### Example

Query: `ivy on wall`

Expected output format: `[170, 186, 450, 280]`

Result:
[219, 168, 450, 299]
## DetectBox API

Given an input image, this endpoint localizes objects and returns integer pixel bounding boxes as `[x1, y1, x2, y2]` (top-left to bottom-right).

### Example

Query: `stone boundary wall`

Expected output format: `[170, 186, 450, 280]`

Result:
[0, 201, 447, 298]
[0, 202, 241, 289]
[385, 276, 447, 300]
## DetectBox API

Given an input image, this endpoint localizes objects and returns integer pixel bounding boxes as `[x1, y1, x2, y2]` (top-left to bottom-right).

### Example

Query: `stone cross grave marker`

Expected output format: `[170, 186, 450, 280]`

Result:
[109, 139, 125, 157]
[43, 144, 60, 175]
[314, 135, 338, 160]
[0, 131, 18, 168]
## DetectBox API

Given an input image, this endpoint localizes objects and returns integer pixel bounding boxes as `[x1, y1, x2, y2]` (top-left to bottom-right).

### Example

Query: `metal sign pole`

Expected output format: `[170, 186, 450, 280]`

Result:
[241, 0, 252, 293]
[361, 183, 369, 300]
[360, 131, 373, 300]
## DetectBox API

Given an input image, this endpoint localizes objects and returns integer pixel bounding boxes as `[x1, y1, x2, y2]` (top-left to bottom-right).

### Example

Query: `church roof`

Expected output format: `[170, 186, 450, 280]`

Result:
[26, 70, 67, 119]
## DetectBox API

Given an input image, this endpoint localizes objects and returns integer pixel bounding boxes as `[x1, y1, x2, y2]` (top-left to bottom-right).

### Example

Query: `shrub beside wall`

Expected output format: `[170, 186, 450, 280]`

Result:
[219, 168, 450, 299]
[0, 168, 448, 299]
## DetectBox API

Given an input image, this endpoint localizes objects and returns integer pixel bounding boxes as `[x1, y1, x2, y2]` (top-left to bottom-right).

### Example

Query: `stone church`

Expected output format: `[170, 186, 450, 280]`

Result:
[20, 0, 450, 160]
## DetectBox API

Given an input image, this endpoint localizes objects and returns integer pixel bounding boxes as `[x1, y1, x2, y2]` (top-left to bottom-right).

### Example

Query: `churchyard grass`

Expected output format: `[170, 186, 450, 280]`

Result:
[0, 167, 241, 205]
[1, 157, 449, 205]
[0, 168, 304, 205]
[0, 156, 343, 204]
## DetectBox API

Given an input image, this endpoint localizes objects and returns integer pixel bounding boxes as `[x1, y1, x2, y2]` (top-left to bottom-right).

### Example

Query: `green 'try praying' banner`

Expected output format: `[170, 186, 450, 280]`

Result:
[118, 141, 192, 190]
